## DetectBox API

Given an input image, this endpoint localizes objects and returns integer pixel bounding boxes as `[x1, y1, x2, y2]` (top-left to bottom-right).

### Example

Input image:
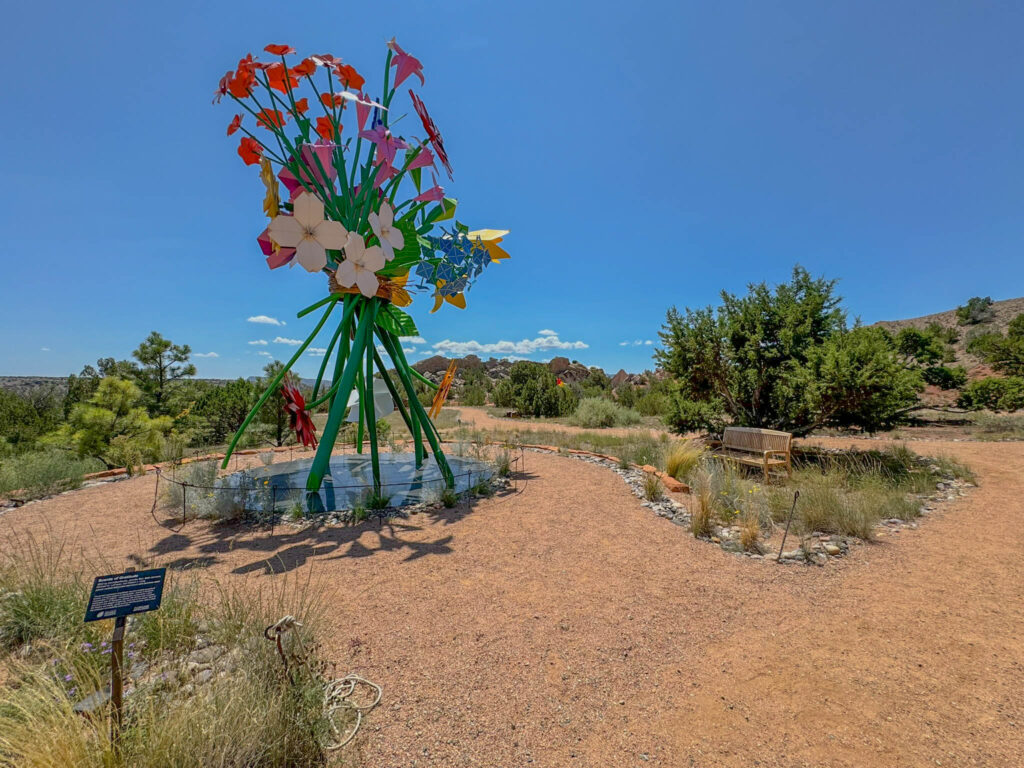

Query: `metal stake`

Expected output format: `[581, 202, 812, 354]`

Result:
[777, 490, 800, 560]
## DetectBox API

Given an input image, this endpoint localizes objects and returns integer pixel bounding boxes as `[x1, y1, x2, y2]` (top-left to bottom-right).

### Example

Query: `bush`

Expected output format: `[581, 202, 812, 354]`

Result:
[569, 398, 641, 428]
[459, 384, 487, 406]
[492, 361, 577, 417]
[956, 296, 995, 325]
[0, 451, 102, 500]
[656, 267, 922, 436]
[921, 365, 968, 390]
[958, 377, 1024, 411]
[664, 393, 724, 434]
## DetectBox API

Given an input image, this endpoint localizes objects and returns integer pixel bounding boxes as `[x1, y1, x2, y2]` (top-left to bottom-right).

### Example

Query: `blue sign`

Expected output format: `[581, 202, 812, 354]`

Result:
[85, 568, 166, 623]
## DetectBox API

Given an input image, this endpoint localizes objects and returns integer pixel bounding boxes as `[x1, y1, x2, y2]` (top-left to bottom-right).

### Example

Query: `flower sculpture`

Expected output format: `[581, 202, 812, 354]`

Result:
[214, 41, 510, 507]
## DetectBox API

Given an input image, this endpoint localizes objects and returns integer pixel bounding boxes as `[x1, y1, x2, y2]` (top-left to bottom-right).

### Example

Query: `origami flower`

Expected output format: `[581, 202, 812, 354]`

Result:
[237, 137, 263, 165]
[268, 192, 348, 272]
[413, 173, 444, 202]
[335, 232, 385, 297]
[358, 126, 408, 168]
[258, 227, 296, 269]
[266, 62, 298, 94]
[468, 229, 511, 261]
[368, 202, 404, 262]
[256, 109, 287, 129]
[259, 158, 280, 218]
[290, 58, 317, 78]
[387, 38, 424, 86]
[315, 116, 336, 140]
[410, 91, 452, 179]
[334, 63, 365, 91]
[406, 146, 435, 170]
[281, 378, 318, 448]
[227, 114, 241, 136]
[430, 280, 466, 313]
[278, 143, 338, 196]
[388, 271, 413, 307]
[265, 43, 295, 56]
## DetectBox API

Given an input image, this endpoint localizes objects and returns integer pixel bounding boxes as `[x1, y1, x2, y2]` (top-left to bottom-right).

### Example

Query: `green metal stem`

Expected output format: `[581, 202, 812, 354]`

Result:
[305, 302, 374, 492]
[363, 315, 381, 494]
[372, 349, 423, 467]
[312, 296, 356, 401]
[222, 295, 339, 468]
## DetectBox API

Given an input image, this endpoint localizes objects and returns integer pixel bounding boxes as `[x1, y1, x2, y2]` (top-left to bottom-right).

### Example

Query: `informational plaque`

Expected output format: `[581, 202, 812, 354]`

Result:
[84, 568, 166, 623]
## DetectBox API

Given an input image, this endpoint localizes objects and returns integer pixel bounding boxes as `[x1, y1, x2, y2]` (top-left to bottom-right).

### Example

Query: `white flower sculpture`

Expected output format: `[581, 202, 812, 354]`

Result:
[335, 232, 385, 298]
[268, 192, 348, 272]
[368, 201, 404, 262]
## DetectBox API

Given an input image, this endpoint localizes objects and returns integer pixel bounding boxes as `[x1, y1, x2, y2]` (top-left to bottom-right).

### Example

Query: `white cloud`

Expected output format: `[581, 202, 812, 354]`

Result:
[248, 339, 268, 346]
[403, 347, 415, 354]
[40, 347, 51, 352]
[195, 352, 219, 358]
[431, 332, 588, 357]
[273, 336, 302, 346]
[618, 341, 628, 346]
[644, 340, 654, 345]
[248, 315, 285, 326]
[258, 351, 272, 358]
[400, 336, 426, 345]
[305, 347, 327, 357]
[620, 339, 654, 347]
[538, 329, 557, 336]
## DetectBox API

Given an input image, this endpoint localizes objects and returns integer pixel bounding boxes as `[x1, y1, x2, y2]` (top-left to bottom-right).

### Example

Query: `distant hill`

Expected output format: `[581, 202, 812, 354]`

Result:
[411, 355, 648, 388]
[874, 296, 1024, 376]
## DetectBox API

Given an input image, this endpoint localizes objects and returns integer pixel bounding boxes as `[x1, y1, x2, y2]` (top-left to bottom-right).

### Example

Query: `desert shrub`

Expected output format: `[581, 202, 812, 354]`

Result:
[956, 296, 995, 325]
[492, 361, 577, 417]
[958, 376, 1024, 411]
[664, 441, 704, 481]
[663, 393, 725, 434]
[494, 448, 512, 477]
[460, 384, 487, 406]
[0, 450, 102, 501]
[569, 398, 641, 428]
[921, 365, 967, 390]
[437, 486, 459, 508]
[634, 391, 669, 417]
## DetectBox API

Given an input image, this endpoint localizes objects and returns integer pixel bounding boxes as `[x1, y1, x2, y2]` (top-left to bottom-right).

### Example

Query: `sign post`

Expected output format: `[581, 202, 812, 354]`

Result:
[85, 566, 166, 750]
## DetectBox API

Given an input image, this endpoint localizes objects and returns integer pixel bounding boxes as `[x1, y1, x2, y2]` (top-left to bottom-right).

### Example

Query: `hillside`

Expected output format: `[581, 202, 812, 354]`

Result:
[874, 296, 1024, 376]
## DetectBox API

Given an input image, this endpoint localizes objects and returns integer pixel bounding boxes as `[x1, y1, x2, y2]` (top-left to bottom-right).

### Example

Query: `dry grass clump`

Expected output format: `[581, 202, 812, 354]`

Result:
[0, 540, 343, 768]
[664, 440, 704, 481]
[688, 467, 715, 538]
[642, 473, 663, 501]
[686, 443, 974, 544]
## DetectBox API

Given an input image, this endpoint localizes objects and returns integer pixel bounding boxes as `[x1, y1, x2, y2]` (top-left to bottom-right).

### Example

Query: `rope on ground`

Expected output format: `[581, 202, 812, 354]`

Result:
[264, 615, 382, 751]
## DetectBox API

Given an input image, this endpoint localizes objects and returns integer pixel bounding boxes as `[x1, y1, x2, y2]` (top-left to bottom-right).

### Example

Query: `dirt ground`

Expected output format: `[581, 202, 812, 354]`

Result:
[1, 433, 1022, 767]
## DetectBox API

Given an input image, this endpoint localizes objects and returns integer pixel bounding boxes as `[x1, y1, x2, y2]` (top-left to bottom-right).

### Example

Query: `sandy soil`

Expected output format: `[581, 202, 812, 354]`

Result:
[1, 435, 1022, 767]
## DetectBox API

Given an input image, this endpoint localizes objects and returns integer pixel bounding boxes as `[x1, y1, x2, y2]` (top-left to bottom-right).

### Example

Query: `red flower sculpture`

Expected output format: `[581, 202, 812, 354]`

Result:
[410, 90, 453, 180]
[281, 378, 318, 448]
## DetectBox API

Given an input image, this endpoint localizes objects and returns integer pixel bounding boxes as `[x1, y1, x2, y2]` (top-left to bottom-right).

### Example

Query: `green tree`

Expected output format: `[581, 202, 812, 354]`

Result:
[63, 378, 172, 467]
[0, 387, 62, 451]
[956, 296, 995, 326]
[656, 267, 921, 435]
[493, 361, 577, 417]
[257, 361, 290, 446]
[131, 332, 196, 414]
[966, 313, 1024, 377]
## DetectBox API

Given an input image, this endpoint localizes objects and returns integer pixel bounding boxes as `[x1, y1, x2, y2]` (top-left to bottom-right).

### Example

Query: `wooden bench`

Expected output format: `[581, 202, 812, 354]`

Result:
[712, 426, 793, 480]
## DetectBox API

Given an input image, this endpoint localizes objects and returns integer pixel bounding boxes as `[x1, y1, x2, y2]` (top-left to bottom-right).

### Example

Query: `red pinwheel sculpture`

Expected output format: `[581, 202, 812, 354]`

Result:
[281, 378, 318, 448]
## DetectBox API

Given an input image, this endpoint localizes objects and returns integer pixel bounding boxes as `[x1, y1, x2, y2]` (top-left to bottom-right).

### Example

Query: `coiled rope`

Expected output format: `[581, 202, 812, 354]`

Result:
[264, 615, 382, 750]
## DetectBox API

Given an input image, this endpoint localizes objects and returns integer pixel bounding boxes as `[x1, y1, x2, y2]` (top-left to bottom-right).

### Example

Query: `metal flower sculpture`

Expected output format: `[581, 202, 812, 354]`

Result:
[214, 41, 510, 507]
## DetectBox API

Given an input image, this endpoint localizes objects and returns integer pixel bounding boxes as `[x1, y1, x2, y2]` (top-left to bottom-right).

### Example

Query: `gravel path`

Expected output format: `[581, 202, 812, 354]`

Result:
[1, 437, 1021, 767]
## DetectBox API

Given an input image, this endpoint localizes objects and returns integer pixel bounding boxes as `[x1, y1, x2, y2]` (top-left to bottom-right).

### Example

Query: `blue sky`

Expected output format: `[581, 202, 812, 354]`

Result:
[2, 0, 1022, 379]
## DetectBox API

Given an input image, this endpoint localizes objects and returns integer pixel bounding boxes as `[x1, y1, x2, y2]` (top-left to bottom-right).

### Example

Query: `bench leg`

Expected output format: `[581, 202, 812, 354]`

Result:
[763, 457, 769, 483]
